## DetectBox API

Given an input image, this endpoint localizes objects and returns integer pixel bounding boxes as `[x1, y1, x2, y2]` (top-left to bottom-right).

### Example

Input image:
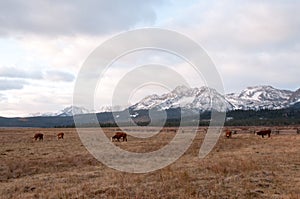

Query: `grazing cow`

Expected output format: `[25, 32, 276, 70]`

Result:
[57, 132, 64, 140]
[256, 129, 271, 138]
[33, 133, 43, 141]
[111, 132, 127, 142]
[225, 130, 232, 138]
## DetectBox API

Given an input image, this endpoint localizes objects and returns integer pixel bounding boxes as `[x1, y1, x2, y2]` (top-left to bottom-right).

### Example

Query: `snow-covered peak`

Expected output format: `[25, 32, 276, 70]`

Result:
[172, 85, 190, 95]
[30, 106, 93, 117]
[238, 85, 292, 101]
[62, 106, 93, 116]
[130, 86, 232, 112]
[226, 85, 293, 110]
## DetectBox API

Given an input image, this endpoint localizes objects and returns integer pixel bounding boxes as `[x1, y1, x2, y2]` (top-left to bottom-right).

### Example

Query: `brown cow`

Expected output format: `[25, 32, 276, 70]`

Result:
[57, 132, 64, 140]
[33, 133, 43, 141]
[225, 130, 232, 138]
[256, 129, 271, 138]
[111, 132, 127, 142]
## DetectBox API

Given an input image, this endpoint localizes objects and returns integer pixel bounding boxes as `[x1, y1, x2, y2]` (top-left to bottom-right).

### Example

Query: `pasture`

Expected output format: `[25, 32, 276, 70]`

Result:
[0, 127, 299, 198]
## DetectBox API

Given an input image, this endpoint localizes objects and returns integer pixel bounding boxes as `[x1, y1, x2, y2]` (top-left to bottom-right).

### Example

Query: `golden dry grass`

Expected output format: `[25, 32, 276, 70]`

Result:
[0, 127, 299, 199]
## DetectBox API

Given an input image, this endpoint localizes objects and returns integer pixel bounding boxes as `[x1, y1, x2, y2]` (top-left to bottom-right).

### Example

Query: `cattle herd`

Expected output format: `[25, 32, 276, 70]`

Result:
[32, 127, 300, 142]
[33, 132, 64, 141]
[225, 128, 298, 138]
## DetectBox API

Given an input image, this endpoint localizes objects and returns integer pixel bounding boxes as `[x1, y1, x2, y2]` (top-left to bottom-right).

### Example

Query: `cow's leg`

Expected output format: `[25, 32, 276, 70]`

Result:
[262, 134, 264, 138]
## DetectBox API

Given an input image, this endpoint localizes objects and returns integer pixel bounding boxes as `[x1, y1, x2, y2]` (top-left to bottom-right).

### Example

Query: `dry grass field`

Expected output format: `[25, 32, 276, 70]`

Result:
[0, 127, 299, 199]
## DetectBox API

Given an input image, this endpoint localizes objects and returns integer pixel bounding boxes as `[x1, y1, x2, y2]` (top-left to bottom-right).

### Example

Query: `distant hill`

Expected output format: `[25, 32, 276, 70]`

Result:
[30, 106, 94, 117]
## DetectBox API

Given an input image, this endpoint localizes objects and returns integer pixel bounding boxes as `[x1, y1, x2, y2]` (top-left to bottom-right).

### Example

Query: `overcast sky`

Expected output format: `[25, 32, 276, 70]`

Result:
[0, 0, 299, 117]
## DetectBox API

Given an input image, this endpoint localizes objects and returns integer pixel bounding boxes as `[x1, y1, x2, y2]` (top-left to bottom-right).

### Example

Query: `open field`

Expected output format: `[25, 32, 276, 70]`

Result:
[0, 127, 299, 199]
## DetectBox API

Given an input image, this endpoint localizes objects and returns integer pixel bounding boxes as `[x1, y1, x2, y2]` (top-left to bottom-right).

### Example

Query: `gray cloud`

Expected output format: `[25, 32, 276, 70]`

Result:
[0, 79, 27, 90]
[0, 66, 43, 79]
[0, 0, 165, 36]
[169, 1, 300, 50]
[45, 70, 75, 82]
[162, 1, 300, 92]
[0, 67, 75, 82]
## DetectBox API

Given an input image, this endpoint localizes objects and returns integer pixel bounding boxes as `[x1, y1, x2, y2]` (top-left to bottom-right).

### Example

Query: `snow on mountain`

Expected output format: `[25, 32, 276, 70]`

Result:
[130, 85, 232, 112]
[30, 106, 93, 117]
[131, 85, 299, 112]
[30, 105, 128, 117]
[226, 85, 293, 110]
[288, 88, 300, 105]
[58, 106, 93, 117]
[237, 86, 291, 101]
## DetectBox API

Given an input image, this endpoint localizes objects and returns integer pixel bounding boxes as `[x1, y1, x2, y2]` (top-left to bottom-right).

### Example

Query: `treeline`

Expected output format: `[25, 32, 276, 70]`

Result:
[225, 108, 300, 126]
[47, 106, 300, 128]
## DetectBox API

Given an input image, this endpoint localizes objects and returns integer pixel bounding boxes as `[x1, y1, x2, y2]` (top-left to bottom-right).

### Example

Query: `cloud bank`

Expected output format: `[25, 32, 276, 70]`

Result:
[0, 0, 165, 36]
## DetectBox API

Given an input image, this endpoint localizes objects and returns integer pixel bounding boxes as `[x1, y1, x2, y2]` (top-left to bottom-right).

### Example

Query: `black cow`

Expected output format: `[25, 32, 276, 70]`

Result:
[256, 129, 271, 138]
[33, 133, 43, 141]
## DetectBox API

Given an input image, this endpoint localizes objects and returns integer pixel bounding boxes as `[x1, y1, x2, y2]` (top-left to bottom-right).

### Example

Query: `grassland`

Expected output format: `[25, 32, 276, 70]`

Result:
[0, 127, 299, 199]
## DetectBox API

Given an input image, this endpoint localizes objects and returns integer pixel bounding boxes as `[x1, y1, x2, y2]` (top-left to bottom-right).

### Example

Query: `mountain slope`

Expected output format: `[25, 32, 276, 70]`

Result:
[289, 88, 300, 104]
[130, 85, 232, 112]
[226, 85, 293, 110]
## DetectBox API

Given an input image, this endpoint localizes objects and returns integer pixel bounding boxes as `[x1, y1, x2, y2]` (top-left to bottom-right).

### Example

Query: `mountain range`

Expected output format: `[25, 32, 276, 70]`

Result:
[1, 85, 300, 128]
[130, 85, 300, 112]
[32, 85, 300, 117]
